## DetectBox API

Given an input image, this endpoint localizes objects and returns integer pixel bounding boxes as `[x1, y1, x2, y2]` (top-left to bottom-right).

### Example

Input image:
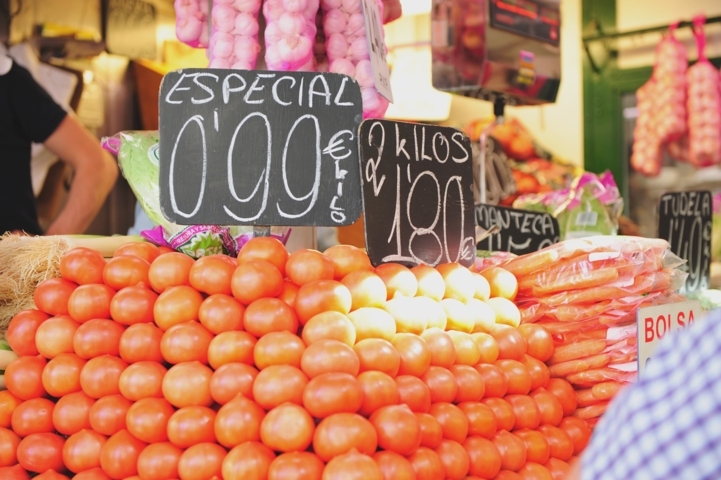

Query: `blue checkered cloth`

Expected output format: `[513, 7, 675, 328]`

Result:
[582, 310, 721, 480]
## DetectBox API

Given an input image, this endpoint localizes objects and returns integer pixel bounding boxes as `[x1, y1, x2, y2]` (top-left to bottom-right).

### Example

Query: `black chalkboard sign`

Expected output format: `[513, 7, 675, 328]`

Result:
[475, 204, 560, 255]
[359, 120, 476, 268]
[159, 69, 363, 227]
[657, 191, 712, 294]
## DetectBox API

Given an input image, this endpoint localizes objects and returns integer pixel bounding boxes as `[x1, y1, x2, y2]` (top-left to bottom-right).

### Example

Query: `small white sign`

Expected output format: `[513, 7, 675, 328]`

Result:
[637, 300, 702, 376]
[361, 0, 394, 103]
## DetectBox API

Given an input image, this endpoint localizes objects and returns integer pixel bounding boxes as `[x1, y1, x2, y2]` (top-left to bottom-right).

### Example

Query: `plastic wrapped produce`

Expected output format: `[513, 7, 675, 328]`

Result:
[175, 0, 210, 48]
[208, 0, 262, 69]
[263, 0, 320, 71]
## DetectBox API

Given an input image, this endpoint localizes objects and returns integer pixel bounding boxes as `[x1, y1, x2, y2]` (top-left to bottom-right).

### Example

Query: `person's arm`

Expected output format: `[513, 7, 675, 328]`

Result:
[42, 115, 118, 235]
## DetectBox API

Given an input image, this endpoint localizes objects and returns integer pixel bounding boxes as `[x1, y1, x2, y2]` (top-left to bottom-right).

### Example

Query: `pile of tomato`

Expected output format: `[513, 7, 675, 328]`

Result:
[0, 238, 591, 480]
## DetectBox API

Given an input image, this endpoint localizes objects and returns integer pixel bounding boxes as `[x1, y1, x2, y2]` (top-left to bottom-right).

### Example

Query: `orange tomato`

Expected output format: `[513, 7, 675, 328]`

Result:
[137, 442, 182, 480]
[268, 452, 324, 480]
[231, 260, 284, 305]
[36, 315, 80, 359]
[119, 323, 164, 364]
[303, 372, 363, 418]
[33, 471, 69, 480]
[370, 404, 421, 456]
[166, 406, 217, 448]
[198, 294, 245, 334]
[558, 417, 592, 455]
[253, 365, 308, 410]
[374, 263, 418, 299]
[53, 391, 95, 436]
[395, 375, 432, 413]
[393, 333, 431, 377]
[221, 441, 275, 480]
[254, 331, 305, 369]
[162, 362, 213, 408]
[118, 361, 167, 401]
[210, 363, 258, 405]
[407, 447, 444, 480]
[517, 324, 554, 362]
[41, 353, 85, 398]
[153, 286, 203, 331]
[536, 425, 574, 462]
[177, 442, 227, 480]
[517, 462, 554, 480]
[421, 328, 456, 368]
[189, 255, 235, 295]
[4, 356, 47, 401]
[324, 245, 373, 279]
[125, 397, 175, 443]
[353, 338, 400, 377]
[464, 436, 502, 478]
[476, 364, 508, 398]
[482, 398, 516, 432]
[0, 464, 31, 480]
[323, 449, 382, 480]
[17, 432, 65, 474]
[545, 379, 577, 417]
[114, 242, 160, 263]
[357, 371, 400, 417]
[450, 365, 485, 403]
[260, 403, 315, 452]
[492, 430, 527, 472]
[0, 427, 20, 467]
[33, 278, 76, 316]
[312, 413, 378, 462]
[300, 339, 360, 378]
[11, 398, 54, 437]
[160, 321, 214, 365]
[530, 388, 564, 427]
[148, 252, 195, 293]
[506, 394, 541, 431]
[472, 332, 500, 364]
[496, 359, 532, 396]
[435, 439, 470, 480]
[302, 311, 356, 347]
[73, 319, 125, 359]
[80, 355, 127, 399]
[415, 412, 443, 449]
[340, 271, 387, 310]
[214, 396, 265, 449]
[88, 395, 131, 437]
[0, 391, 21, 429]
[237, 237, 289, 275]
[7, 310, 49, 356]
[374, 450, 415, 479]
[514, 429, 550, 465]
[295, 280, 352, 325]
[428, 402, 468, 444]
[521, 354, 550, 391]
[244, 298, 299, 337]
[544, 458, 570, 480]
[60, 247, 106, 285]
[102, 256, 150, 290]
[285, 249, 335, 286]
[458, 402, 497, 439]
[447, 332, 481, 366]
[67, 284, 115, 323]
[62, 429, 106, 473]
[422, 366, 458, 404]
[109, 285, 158, 326]
[99, 429, 146, 479]
[491, 328, 528, 361]
[207, 331, 256, 370]
[277, 280, 300, 309]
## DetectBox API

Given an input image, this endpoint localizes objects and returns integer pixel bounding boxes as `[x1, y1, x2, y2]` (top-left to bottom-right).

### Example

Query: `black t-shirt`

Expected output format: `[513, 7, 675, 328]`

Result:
[0, 58, 68, 235]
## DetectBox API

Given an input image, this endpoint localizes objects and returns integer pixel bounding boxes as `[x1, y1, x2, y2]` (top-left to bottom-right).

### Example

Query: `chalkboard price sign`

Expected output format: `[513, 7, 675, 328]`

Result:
[159, 69, 364, 227]
[475, 204, 560, 255]
[359, 120, 476, 268]
[657, 191, 712, 294]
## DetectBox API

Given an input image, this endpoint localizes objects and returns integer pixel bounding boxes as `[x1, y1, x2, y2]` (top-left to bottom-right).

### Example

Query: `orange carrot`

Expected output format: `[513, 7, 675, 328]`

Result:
[504, 249, 560, 276]
[573, 401, 609, 420]
[591, 381, 627, 400]
[548, 353, 610, 378]
[531, 267, 619, 297]
[566, 368, 635, 387]
[547, 340, 608, 365]
[575, 389, 605, 407]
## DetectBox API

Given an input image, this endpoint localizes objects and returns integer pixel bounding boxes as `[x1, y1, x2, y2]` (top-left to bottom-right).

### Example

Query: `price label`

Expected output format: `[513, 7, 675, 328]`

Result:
[361, 0, 393, 102]
[637, 300, 702, 376]
[475, 204, 560, 255]
[657, 191, 712, 294]
[359, 119, 475, 267]
[158, 69, 363, 227]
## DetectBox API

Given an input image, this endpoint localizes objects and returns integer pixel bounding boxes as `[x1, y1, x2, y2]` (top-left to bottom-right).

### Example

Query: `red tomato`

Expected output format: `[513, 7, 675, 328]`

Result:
[252, 365, 308, 411]
[301, 339, 360, 378]
[351, 339, 399, 377]
[167, 406, 216, 448]
[189, 255, 235, 295]
[506, 394, 541, 431]
[558, 417, 592, 455]
[521, 354, 551, 391]
[545, 379, 577, 417]
[88, 395, 132, 437]
[449, 332, 482, 366]
[295, 280, 352, 325]
[231, 260, 284, 305]
[421, 328, 456, 369]
[35, 315, 80, 359]
[62, 429, 106, 473]
[162, 362, 213, 408]
[374, 450, 416, 480]
[80, 355, 127, 399]
[464, 436, 502, 479]
[71, 467, 111, 479]
[7, 310, 49, 356]
[221, 441, 275, 480]
[393, 334, 431, 377]
[473, 332, 500, 364]
[109, 285, 157, 326]
[103, 256, 150, 290]
[482, 397, 515, 432]
[60, 248, 106, 285]
[118, 323, 164, 364]
[208, 331, 256, 370]
[41, 353, 85, 397]
[536, 425, 574, 462]
[370, 404, 421, 456]
[137, 442, 182, 480]
[407, 447, 444, 480]
[544, 458, 570, 480]
[531, 388, 564, 427]
[285, 249, 334, 286]
[268, 452, 324, 480]
[5, 356, 47, 400]
[148, 252, 195, 293]
[160, 321, 214, 365]
[303, 372, 363, 418]
[395, 375, 432, 413]
[31, 470, 69, 480]
[476, 364, 508, 398]
[210, 363, 259, 405]
[496, 359, 532, 395]
[357, 371, 400, 417]
[0, 391, 22, 429]
[99, 429, 147, 479]
[517, 324, 554, 362]
[416, 412, 443, 449]
[517, 462, 554, 480]
[303, 311, 356, 347]
[324, 245, 373, 279]
[254, 331, 306, 369]
[435, 439, 470, 480]
[0, 464, 29, 480]
[429, 402, 468, 444]
[17, 432, 65, 473]
[450, 365, 485, 403]
[237, 237, 289, 275]
[244, 298, 299, 337]
[312, 413, 378, 462]
[11, 398, 54, 437]
[177, 442, 227, 480]
[34, 278, 77, 316]
[491, 328, 528, 361]
[73, 319, 124, 359]
[421, 366, 458, 403]
[114, 242, 160, 263]
[153, 285, 203, 331]
[198, 294, 245, 334]
[514, 429, 550, 465]
[118, 361, 167, 401]
[125, 398, 175, 444]
[0, 427, 20, 466]
[67, 284, 115, 323]
[323, 450, 382, 480]
[214, 395, 265, 449]
[53, 391, 94, 436]
[492, 430, 527, 472]
[260, 403, 315, 453]
[278, 280, 299, 309]
[458, 402, 497, 439]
